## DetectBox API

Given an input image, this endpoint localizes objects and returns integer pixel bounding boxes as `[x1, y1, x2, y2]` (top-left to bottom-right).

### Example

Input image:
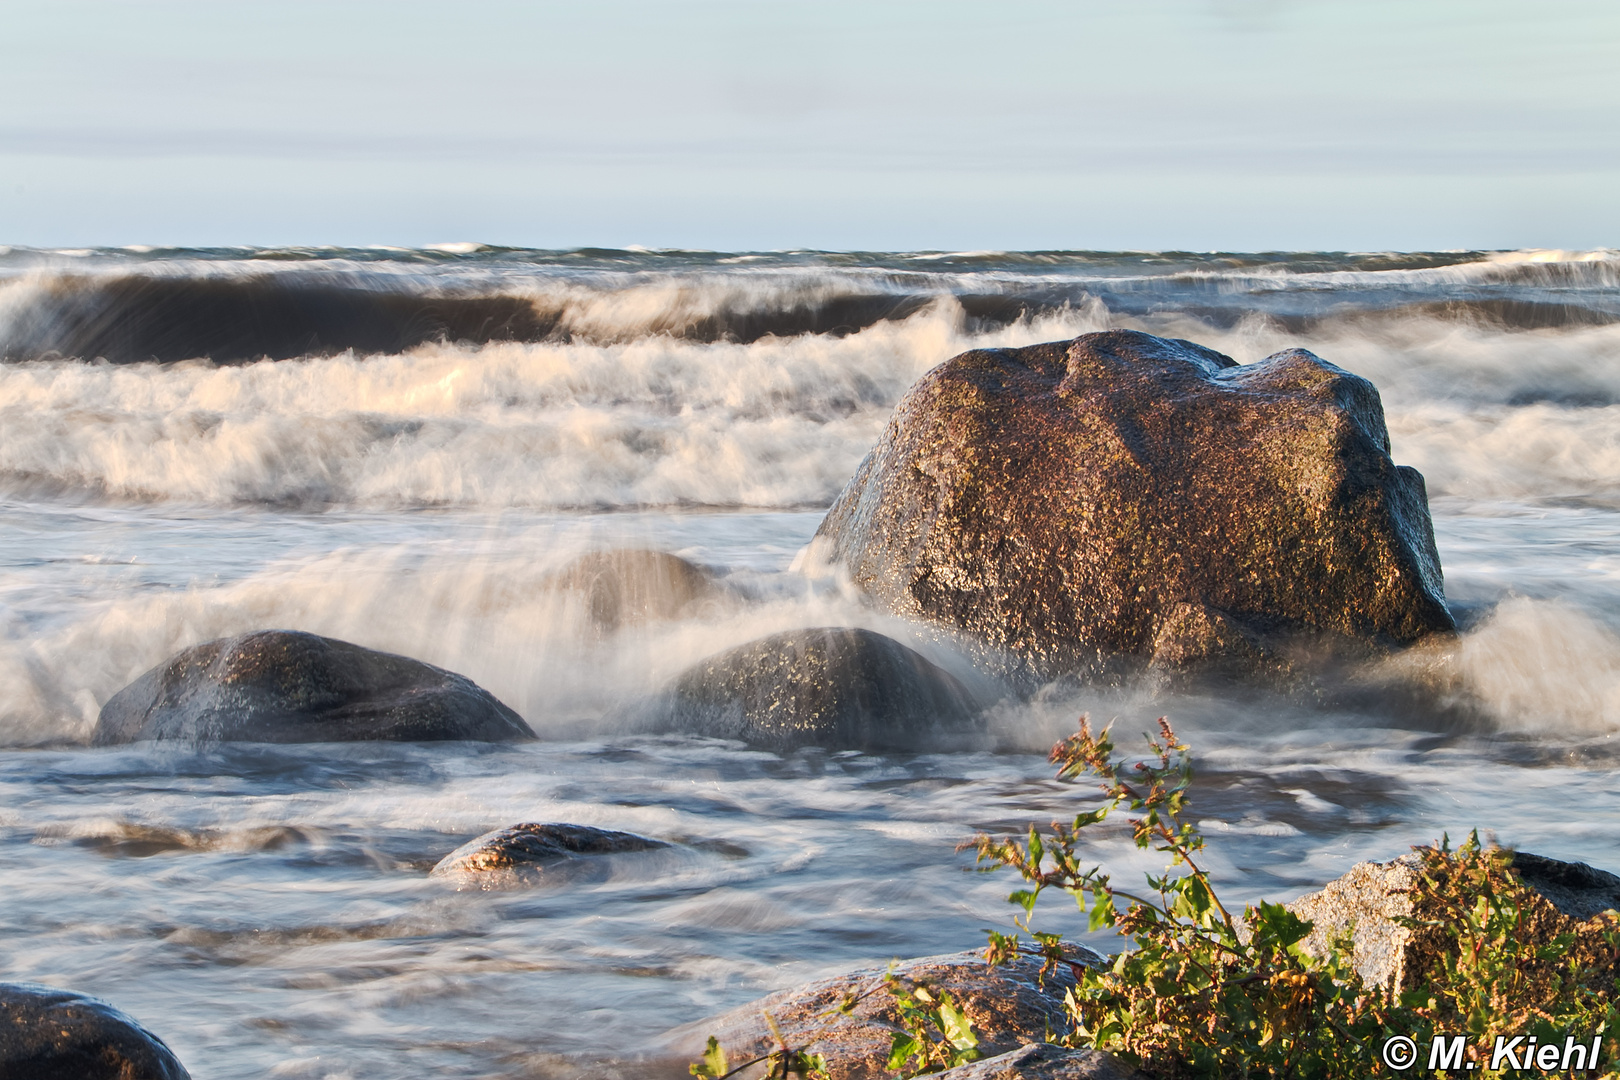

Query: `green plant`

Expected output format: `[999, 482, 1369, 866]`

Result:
[689, 1022, 831, 1080]
[1393, 832, 1620, 1073]
[688, 968, 979, 1080]
[883, 968, 981, 1075]
[970, 717, 1620, 1079]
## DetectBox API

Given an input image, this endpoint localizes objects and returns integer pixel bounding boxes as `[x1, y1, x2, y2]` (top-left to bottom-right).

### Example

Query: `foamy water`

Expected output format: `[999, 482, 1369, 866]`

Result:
[0, 247, 1617, 1079]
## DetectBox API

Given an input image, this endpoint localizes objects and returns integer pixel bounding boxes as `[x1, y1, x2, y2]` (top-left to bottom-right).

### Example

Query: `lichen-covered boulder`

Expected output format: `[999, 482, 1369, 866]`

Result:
[811, 330, 1455, 676]
[92, 630, 534, 745]
[543, 549, 722, 632]
[430, 822, 669, 889]
[0, 984, 191, 1080]
[665, 949, 1114, 1080]
[1288, 850, 1620, 992]
[657, 627, 981, 752]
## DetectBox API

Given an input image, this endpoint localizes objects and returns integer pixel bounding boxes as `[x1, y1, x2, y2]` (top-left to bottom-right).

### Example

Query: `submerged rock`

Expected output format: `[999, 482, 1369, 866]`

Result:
[543, 549, 722, 632]
[1288, 850, 1620, 992]
[0, 983, 191, 1080]
[657, 627, 981, 752]
[811, 330, 1455, 676]
[666, 948, 1125, 1080]
[92, 630, 534, 745]
[430, 822, 669, 888]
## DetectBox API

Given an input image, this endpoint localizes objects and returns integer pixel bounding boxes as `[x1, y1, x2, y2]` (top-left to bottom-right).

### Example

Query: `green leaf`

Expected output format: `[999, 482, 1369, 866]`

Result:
[937, 997, 979, 1052]
[886, 1032, 922, 1071]
[1089, 889, 1117, 932]
[690, 1036, 728, 1079]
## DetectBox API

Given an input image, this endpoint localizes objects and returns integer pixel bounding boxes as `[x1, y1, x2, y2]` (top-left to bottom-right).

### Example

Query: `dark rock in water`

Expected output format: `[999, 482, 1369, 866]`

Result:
[663, 948, 1128, 1080]
[1288, 850, 1620, 992]
[811, 330, 1455, 676]
[91, 630, 534, 745]
[0, 983, 191, 1080]
[659, 627, 981, 752]
[430, 822, 669, 888]
[543, 549, 721, 632]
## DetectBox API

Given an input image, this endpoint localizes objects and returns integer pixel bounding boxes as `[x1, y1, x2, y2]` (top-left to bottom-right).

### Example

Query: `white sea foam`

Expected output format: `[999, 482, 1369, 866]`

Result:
[0, 301, 1105, 509]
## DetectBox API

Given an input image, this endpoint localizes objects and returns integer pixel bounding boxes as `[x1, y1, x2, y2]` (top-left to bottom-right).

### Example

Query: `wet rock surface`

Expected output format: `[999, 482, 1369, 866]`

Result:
[657, 627, 981, 752]
[430, 822, 670, 888]
[543, 549, 722, 632]
[1288, 850, 1620, 991]
[812, 330, 1455, 677]
[667, 948, 1114, 1080]
[92, 630, 534, 745]
[0, 983, 191, 1080]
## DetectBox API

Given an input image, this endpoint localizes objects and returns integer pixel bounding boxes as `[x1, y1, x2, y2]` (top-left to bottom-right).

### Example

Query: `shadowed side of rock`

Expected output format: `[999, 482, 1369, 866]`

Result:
[655, 627, 983, 753]
[664, 949, 1123, 1080]
[0, 983, 191, 1080]
[430, 822, 670, 889]
[91, 630, 534, 745]
[812, 330, 1455, 678]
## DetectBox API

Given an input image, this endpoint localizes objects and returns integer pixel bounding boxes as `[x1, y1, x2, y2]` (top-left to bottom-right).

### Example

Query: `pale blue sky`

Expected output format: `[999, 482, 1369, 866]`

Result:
[2, 0, 1616, 250]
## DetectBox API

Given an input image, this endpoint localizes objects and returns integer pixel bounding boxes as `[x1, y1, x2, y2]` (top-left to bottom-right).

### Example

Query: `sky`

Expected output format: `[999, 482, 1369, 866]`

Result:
[1, 0, 1617, 251]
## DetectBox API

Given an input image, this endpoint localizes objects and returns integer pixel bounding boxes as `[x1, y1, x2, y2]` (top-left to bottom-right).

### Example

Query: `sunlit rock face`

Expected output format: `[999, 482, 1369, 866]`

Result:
[812, 330, 1454, 677]
[663, 949, 1115, 1080]
[430, 823, 671, 889]
[92, 630, 534, 745]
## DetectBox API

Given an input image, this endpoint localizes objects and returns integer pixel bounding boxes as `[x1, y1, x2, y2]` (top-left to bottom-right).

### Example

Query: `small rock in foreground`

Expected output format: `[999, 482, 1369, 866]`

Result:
[665, 948, 1123, 1080]
[92, 630, 534, 745]
[931, 1041, 1145, 1080]
[431, 823, 670, 889]
[0, 983, 191, 1080]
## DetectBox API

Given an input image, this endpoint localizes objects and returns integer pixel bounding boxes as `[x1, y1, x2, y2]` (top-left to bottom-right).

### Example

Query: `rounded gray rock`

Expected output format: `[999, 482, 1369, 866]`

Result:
[92, 630, 534, 745]
[658, 627, 981, 752]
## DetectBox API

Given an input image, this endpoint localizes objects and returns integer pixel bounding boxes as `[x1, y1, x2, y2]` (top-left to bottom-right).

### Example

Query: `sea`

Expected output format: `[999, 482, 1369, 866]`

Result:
[1, 245, 1617, 1079]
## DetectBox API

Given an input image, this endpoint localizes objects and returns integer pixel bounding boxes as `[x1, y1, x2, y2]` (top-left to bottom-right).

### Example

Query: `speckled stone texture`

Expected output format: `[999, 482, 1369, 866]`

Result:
[0, 983, 191, 1080]
[92, 629, 534, 744]
[659, 627, 981, 752]
[664, 948, 1114, 1080]
[811, 330, 1455, 676]
[430, 822, 669, 888]
[1288, 851, 1620, 992]
[931, 1042, 1146, 1080]
[542, 549, 723, 632]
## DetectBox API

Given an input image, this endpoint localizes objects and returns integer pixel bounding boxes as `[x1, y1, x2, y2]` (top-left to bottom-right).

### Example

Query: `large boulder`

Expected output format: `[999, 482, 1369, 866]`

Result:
[655, 627, 981, 752]
[92, 630, 534, 745]
[0, 983, 191, 1080]
[665, 949, 1127, 1080]
[810, 330, 1455, 676]
[430, 822, 670, 889]
[542, 549, 723, 633]
[1288, 850, 1620, 992]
